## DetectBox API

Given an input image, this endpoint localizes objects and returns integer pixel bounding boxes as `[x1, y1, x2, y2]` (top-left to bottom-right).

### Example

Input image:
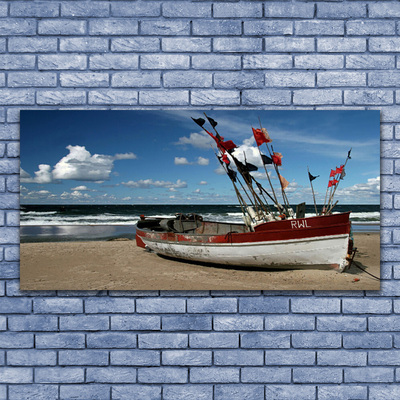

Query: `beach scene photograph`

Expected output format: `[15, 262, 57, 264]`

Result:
[20, 110, 380, 290]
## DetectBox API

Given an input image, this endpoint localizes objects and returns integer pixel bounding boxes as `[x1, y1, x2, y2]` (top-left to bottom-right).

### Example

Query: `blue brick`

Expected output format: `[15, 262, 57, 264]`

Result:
[162, 38, 211, 53]
[214, 315, 263, 331]
[239, 297, 289, 313]
[369, 71, 400, 87]
[369, 316, 400, 331]
[264, 2, 314, 18]
[112, 71, 160, 88]
[60, 38, 108, 53]
[343, 333, 392, 349]
[163, 2, 210, 18]
[60, 385, 110, 400]
[242, 89, 291, 105]
[189, 333, 238, 348]
[244, 21, 292, 36]
[265, 315, 315, 331]
[317, 316, 366, 331]
[35, 367, 84, 383]
[0, 262, 19, 278]
[296, 20, 344, 35]
[38, 54, 87, 70]
[39, 19, 86, 35]
[87, 332, 136, 348]
[0, 3, 7, 17]
[318, 350, 366, 366]
[214, 350, 263, 366]
[33, 298, 82, 314]
[59, 350, 109, 366]
[369, 3, 400, 18]
[345, 89, 393, 105]
[9, 72, 56, 88]
[193, 20, 241, 36]
[244, 55, 292, 70]
[62, 2, 110, 17]
[215, 72, 264, 89]
[140, 90, 188, 105]
[87, 367, 136, 383]
[9, 385, 58, 400]
[265, 350, 315, 365]
[241, 333, 290, 349]
[369, 350, 400, 365]
[60, 72, 109, 88]
[265, 37, 314, 52]
[214, 3, 262, 18]
[345, 367, 394, 383]
[0, 159, 18, 174]
[296, 55, 344, 70]
[162, 315, 211, 331]
[89, 90, 138, 105]
[0, 333, 33, 348]
[370, 386, 400, 400]
[318, 38, 366, 53]
[0, 297, 31, 313]
[163, 71, 211, 88]
[346, 55, 395, 70]
[343, 299, 391, 314]
[294, 89, 342, 105]
[4, 245, 19, 261]
[139, 333, 187, 349]
[60, 315, 109, 331]
[162, 350, 211, 366]
[214, 38, 262, 53]
[111, 315, 160, 330]
[0, 316, 5, 331]
[187, 298, 237, 313]
[242, 367, 291, 383]
[141, 54, 189, 70]
[90, 54, 138, 70]
[265, 72, 315, 88]
[85, 298, 135, 313]
[0, 19, 36, 36]
[137, 298, 186, 314]
[318, 385, 367, 400]
[293, 367, 342, 383]
[292, 298, 341, 313]
[190, 367, 239, 383]
[192, 55, 241, 70]
[37, 90, 86, 105]
[0, 55, 35, 70]
[265, 385, 316, 400]
[292, 333, 341, 349]
[10, 2, 59, 17]
[347, 20, 395, 36]
[138, 367, 187, 383]
[0, 123, 19, 139]
[110, 350, 160, 366]
[163, 385, 212, 400]
[318, 72, 365, 87]
[192, 90, 239, 105]
[317, 3, 366, 18]
[370, 38, 400, 53]
[90, 19, 138, 35]
[215, 384, 264, 400]
[0, 367, 32, 383]
[141, 21, 189, 36]
[7, 349, 56, 366]
[112, 385, 161, 400]
[112, 2, 160, 17]
[8, 315, 57, 331]
[111, 37, 159, 52]
[9, 37, 57, 53]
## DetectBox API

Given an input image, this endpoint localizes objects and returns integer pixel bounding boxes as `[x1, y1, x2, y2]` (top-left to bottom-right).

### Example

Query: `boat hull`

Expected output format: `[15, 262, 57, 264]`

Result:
[136, 212, 352, 271]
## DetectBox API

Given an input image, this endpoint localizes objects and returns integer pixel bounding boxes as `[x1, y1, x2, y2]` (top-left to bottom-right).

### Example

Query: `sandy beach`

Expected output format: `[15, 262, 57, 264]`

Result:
[20, 232, 380, 291]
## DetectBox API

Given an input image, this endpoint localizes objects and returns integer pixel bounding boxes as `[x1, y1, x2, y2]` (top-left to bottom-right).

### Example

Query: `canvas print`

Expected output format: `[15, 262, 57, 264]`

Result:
[20, 110, 380, 290]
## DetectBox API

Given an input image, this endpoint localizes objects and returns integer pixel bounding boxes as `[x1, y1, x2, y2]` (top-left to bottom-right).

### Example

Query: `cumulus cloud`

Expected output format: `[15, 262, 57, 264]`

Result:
[174, 157, 190, 165]
[199, 181, 208, 185]
[335, 176, 380, 200]
[20, 165, 53, 184]
[174, 156, 210, 166]
[121, 179, 187, 189]
[197, 157, 209, 166]
[114, 152, 137, 160]
[121, 197, 132, 201]
[71, 185, 90, 191]
[175, 132, 214, 149]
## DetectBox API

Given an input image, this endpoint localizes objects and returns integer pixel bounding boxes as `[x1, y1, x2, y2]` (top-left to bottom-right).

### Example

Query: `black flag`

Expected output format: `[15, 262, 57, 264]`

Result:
[348, 148, 352, 159]
[245, 162, 258, 172]
[227, 167, 237, 182]
[308, 171, 319, 182]
[261, 154, 273, 165]
[206, 116, 218, 129]
[192, 117, 205, 127]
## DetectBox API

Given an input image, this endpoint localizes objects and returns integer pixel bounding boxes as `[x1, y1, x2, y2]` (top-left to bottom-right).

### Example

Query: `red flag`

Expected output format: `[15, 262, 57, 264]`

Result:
[336, 165, 344, 174]
[272, 152, 282, 166]
[330, 169, 336, 177]
[328, 179, 338, 187]
[252, 127, 272, 146]
[222, 154, 230, 165]
[219, 140, 237, 152]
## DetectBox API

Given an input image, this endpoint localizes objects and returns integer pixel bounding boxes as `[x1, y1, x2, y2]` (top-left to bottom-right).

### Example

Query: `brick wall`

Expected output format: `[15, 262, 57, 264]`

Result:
[0, 1, 399, 399]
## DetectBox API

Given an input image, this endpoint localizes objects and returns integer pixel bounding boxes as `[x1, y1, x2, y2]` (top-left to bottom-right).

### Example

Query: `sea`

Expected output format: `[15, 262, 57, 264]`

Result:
[20, 204, 380, 243]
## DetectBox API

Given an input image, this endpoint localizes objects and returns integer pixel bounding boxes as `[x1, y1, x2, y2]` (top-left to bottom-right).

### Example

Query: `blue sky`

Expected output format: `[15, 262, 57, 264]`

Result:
[20, 110, 380, 205]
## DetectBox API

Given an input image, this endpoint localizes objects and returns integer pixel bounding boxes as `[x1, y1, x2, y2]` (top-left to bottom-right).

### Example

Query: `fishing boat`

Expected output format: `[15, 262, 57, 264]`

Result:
[136, 115, 356, 272]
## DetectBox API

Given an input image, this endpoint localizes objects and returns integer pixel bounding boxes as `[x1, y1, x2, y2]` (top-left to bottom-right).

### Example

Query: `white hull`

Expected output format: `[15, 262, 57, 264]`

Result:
[142, 233, 350, 271]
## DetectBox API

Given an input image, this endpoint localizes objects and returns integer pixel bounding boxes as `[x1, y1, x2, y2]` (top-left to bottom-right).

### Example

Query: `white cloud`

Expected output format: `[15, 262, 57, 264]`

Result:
[197, 157, 209, 166]
[335, 176, 380, 200]
[174, 157, 190, 165]
[121, 179, 187, 189]
[175, 132, 214, 149]
[193, 188, 201, 193]
[199, 181, 208, 185]
[114, 152, 137, 160]
[121, 197, 132, 201]
[71, 185, 90, 191]
[20, 164, 53, 184]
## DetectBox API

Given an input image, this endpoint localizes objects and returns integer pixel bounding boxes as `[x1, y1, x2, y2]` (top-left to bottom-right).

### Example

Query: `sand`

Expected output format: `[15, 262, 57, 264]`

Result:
[20, 233, 380, 291]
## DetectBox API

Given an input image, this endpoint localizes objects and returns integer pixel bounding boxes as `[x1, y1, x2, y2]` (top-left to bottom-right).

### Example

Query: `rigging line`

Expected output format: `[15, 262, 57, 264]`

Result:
[352, 262, 382, 281]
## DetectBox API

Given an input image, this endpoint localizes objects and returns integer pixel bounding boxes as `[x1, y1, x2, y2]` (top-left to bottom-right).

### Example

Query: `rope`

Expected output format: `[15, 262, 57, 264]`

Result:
[352, 262, 382, 281]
